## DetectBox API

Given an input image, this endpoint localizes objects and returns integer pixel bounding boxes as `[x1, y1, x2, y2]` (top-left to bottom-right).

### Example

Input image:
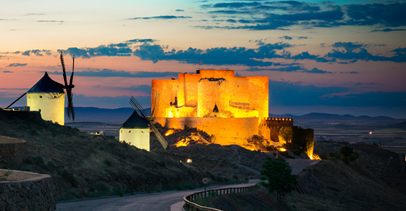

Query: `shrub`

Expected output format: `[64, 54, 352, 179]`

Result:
[59, 169, 78, 187]
[115, 189, 124, 197]
[103, 157, 113, 167]
[339, 146, 359, 164]
[261, 157, 297, 205]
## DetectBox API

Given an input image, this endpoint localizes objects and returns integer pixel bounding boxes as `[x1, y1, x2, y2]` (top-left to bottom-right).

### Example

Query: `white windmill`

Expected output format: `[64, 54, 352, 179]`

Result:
[5, 52, 75, 125]
[119, 96, 168, 151]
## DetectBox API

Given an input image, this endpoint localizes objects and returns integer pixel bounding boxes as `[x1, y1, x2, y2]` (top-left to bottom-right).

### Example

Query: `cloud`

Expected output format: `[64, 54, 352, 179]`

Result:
[279, 36, 293, 40]
[202, 2, 261, 9]
[24, 12, 46, 16]
[297, 36, 308, 39]
[246, 66, 332, 74]
[371, 28, 406, 32]
[2, 71, 14, 73]
[346, 2, 406, 27]
[64, 45, 133, 58]
[20, 49, 52, 56]
[246, 66, 301, 72]
[127, 15, 192, 20]
[126, 39, 156, 43]
[198, 1, 406, 30]
[175, 9, 184, 12]
[290, 51, 330, 62]
[7, 63, 27, 67]
[37, 20, 63, 23]
[326, 42, 406, 63]
[302, 68, 333, 74]
[133, 42, 291, 66]
[46, 69, 181, 78]
[340, 71, 359, 74]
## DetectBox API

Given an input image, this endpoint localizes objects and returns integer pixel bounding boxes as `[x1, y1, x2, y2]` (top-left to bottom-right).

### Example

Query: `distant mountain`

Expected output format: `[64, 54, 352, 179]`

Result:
[62, 107, 402, 124]
[269, 112, 400, 121]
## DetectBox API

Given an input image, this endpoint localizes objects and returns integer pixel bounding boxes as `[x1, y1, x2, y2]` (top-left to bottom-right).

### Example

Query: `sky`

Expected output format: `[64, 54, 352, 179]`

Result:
[0, 0, 405, 118]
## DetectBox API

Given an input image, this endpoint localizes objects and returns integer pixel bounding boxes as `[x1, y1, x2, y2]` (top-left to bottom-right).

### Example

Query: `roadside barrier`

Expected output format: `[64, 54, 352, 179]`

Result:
[183, 184, 257, 211]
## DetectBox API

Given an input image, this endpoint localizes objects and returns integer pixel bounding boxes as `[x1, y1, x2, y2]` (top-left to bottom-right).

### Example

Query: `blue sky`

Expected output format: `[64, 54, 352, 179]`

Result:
[0, 0, 405, 117]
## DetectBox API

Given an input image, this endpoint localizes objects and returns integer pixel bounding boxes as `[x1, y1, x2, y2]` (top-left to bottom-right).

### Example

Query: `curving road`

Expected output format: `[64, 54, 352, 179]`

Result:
[56, 180, 260, 211]
[56, 159, 319, 211]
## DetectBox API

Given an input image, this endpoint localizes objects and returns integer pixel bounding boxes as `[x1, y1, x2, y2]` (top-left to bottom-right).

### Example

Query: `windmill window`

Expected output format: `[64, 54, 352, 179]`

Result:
[129, 130, 131, 133]
[141, 131, 144, 133]
[54, 96, 57, 98]
[39, 96, 42, 98]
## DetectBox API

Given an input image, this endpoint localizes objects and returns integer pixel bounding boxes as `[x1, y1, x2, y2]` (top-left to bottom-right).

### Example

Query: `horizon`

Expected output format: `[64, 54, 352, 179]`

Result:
[1, 0, 405, 118]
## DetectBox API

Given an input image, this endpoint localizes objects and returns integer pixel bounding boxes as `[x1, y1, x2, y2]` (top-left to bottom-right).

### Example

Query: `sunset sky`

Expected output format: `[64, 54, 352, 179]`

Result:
[1, 0, 405, 118]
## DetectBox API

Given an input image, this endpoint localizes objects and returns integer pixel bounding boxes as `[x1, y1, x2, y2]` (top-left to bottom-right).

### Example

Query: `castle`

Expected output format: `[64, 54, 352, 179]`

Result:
[151, 70, 306, 152]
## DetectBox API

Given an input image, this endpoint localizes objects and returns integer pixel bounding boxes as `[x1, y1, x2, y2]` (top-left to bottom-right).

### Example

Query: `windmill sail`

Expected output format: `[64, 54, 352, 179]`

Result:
[60, 52, 75, 122]
[129, 96, 168, 149]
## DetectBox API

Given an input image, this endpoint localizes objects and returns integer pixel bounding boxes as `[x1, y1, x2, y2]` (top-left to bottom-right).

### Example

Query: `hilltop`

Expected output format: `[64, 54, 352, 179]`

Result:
[0, 110, 258, 201]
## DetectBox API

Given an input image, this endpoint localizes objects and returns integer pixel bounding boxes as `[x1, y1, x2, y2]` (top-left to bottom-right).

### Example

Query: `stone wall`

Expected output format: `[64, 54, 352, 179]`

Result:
[0, 137, 26, 163]
[0, 170, 57, 211]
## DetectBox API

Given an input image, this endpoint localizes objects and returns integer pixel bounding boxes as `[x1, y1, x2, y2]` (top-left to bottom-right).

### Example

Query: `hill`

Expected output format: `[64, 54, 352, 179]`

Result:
[197, 141, 406, 211]
[0, 109, 257, 201]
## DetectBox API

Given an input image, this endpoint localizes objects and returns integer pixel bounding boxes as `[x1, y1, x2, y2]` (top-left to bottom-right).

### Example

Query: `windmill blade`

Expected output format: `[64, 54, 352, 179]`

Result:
[131, 96, 148, 117]
[130, 96, 148, 118]
[60, 52, 68, 88]
[67, 56, 75, 122]
[150, 123, 168, 149]
[129, 98, 146, 119]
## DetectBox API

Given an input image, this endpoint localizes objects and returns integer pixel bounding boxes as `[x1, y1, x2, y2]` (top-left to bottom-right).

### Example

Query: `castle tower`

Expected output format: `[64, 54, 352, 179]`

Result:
[119, 111, 150, 151]
[26, 72, 65, 125]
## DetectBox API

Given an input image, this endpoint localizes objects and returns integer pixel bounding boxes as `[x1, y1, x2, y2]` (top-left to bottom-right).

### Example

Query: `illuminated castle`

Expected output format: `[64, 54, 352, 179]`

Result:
[152, 70, 289, 149]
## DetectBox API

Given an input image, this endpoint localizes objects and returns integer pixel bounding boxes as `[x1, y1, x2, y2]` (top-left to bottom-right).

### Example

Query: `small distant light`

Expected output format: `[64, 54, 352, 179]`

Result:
[187, 159, 192, 163]
[180, 160, 182, 163]
[369, 132, 372, 135]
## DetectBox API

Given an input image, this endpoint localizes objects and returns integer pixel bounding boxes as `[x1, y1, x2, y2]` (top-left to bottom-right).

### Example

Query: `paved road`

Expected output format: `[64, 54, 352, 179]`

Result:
[56, 180, 260, 211]
[286, 159, 320, 175]
[56, 159, 319, 211]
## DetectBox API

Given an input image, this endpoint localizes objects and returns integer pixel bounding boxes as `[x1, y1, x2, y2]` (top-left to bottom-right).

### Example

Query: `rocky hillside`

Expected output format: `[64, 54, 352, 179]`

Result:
[0, 110, 258, 201]
[199, 141, 406, 211]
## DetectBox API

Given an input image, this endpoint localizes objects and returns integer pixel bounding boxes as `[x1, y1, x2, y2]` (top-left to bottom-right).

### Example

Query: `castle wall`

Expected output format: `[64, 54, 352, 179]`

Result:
[247, 76, 269, 119]
[26, 93, 65, 125]
[119, 128, 150, 151]
[151, 79, 178, 118]
[197, 79, 230, 117]
[259, 118, 294, 142]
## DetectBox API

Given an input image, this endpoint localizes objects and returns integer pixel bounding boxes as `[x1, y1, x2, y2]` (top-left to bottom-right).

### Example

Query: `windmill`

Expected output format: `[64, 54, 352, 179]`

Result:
[4, 52, 75, 125]
[129, 94, 168, 150]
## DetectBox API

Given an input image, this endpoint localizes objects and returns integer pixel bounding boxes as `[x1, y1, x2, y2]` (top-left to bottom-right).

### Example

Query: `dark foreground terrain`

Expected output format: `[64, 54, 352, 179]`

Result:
[198, 141, 406, 211]
[0, 110, 259, 201]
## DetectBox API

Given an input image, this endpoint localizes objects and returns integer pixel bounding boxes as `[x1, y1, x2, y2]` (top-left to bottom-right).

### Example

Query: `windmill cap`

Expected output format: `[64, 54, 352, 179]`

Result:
[121, 110, 149, 129]
[27, 72, 64, 93]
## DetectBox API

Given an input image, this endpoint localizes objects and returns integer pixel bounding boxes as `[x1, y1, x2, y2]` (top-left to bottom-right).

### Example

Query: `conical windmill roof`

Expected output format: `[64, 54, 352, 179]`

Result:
[121, 110, 149, 129]
[27, 72, 64, 93]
